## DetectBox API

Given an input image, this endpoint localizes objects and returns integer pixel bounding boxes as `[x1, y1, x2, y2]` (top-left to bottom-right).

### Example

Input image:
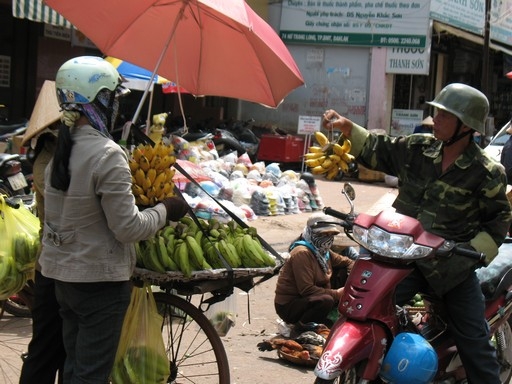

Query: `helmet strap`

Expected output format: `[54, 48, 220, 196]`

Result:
[443, 120, 472, 147]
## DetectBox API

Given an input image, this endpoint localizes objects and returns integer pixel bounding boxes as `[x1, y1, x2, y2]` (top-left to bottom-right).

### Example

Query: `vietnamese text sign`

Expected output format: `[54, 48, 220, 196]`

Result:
[390, 109, 423, 136]
[280, 0, 430, 47]
[298, 115, 322, 135]
[430, 0, 485, 35]
[386, 29, 431, 75]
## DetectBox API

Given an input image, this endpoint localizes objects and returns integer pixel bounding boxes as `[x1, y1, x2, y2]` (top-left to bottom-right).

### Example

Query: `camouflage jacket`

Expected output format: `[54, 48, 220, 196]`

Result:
[349, 124, 512, 295]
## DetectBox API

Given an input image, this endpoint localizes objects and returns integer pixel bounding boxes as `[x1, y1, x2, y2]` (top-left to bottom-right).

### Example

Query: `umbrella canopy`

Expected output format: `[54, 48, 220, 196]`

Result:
[104, 56, 170, 91]
[44, 0, 304, 108]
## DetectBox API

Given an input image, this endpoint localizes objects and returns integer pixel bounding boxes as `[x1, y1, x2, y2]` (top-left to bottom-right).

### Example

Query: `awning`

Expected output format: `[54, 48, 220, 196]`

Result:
[12, 0, 72, 28]
[433, 21, 512, 57]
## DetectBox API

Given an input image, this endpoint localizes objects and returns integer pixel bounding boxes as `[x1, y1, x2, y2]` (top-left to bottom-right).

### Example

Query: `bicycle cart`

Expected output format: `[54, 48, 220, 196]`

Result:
[132, 262, 282, 384]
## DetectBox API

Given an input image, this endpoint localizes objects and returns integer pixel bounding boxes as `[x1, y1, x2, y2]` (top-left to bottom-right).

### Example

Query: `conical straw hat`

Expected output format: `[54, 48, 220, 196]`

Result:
[21, 80, 61, 146]
[421, 116, 434, 126]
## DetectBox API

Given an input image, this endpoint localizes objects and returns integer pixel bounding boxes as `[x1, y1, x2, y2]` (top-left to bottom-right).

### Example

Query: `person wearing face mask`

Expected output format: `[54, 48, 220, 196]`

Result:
[322, 83, 511, 384]
[38, 56, 189, 383]
[274, 213, 355, 329]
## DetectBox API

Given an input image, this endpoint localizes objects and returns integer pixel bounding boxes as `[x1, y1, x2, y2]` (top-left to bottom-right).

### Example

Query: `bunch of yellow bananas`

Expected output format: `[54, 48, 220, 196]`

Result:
[129, 142, 177, 206]
[304, 131, 355, 180]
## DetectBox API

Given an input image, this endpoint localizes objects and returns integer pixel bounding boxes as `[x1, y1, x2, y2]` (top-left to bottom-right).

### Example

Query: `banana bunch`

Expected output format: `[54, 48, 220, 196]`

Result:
[111, 345, 170, 384]
[129, 141, 177, 206]
[0, 232, 38, 300]
[135, 217, 277, 277]
[304, 131, 355, 180]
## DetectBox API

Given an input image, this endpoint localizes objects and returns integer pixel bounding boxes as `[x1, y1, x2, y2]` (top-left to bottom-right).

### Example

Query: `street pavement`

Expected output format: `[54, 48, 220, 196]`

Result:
[0, 177, 396, 384]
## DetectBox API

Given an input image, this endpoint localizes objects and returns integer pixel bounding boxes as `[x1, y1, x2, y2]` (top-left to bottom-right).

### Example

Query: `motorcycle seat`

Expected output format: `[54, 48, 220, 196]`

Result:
[0, 120, 28, 135]
[0, 153, 20, 166]
[483, 269, 512, 301]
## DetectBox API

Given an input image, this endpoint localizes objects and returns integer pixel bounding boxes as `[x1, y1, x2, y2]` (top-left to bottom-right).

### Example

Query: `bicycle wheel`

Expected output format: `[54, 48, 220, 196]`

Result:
[0, 309, 31, 384]
[153, 292, 230, 384]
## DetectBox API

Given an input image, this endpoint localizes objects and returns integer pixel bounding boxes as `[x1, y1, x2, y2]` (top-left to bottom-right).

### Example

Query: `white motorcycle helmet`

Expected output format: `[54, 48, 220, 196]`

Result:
[55, 56, 127, 108]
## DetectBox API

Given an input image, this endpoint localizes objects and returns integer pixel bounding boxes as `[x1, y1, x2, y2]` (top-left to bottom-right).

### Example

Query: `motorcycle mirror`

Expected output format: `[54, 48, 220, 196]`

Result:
[343, 183, 356, 200]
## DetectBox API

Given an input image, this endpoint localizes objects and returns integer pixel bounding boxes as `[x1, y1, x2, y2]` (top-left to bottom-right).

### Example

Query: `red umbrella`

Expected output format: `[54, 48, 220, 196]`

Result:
[44, 0, 304, 109]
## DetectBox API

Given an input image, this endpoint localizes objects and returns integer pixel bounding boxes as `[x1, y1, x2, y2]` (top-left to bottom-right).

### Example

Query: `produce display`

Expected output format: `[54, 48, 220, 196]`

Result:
[129, 141, 177, 206]
[135, 217, 276, 277]
[0, 232, 38, 299]
[304, 131, 355, 180]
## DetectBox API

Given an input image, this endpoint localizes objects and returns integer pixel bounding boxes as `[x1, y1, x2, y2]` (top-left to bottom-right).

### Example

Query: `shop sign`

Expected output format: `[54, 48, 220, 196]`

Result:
[44, 24, 71, 42]
[386, 29, 431, 75]
[490, 0, 512, 46]
[390, 109, 423, 136]
[279, 0, 430, 48]
[430, 0, 484, 35]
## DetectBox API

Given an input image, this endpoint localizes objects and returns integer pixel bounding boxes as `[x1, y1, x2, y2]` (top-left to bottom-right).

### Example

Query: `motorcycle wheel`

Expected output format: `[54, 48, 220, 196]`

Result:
[495, 319, 512, 383]
[1, 296, 31, 318]
[314, 368, 358, 384]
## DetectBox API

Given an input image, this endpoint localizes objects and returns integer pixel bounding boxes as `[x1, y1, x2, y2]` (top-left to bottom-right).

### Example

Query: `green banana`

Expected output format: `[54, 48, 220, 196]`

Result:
[185, 235, 211, 270]
[242, 234, 266, 268]
[157, 235, 179, 271]
[174, 239, 192, 277]
[134, 242, 144, 267]
[142, 238, 166, 273]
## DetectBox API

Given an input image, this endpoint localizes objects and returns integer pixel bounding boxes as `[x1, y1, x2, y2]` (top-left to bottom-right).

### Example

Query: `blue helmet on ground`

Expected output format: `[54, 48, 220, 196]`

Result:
[380, 333, 437, 384]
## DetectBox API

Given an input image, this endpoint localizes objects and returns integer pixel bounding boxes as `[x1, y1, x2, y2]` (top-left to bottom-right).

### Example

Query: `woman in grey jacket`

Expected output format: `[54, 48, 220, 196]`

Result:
[39, 56, 189, 383]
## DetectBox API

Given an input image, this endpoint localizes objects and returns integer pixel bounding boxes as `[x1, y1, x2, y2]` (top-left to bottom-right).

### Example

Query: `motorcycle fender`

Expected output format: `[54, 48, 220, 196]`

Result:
[314, 321, 388, 380]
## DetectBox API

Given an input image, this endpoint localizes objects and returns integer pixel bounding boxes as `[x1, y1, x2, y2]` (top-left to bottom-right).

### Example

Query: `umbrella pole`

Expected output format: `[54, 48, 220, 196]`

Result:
[128, 1, 187, 136]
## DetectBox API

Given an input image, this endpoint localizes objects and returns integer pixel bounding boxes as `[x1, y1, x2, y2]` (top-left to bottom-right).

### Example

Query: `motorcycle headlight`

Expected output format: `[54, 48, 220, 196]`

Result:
[353, 224, 433, 260]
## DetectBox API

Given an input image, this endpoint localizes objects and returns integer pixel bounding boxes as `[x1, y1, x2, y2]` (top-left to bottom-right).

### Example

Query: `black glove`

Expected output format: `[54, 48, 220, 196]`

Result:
[161, 197, 189, 221]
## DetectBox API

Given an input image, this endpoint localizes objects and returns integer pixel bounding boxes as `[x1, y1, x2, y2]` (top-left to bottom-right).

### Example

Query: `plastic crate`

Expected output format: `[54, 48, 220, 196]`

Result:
[257, 134, 305, 163]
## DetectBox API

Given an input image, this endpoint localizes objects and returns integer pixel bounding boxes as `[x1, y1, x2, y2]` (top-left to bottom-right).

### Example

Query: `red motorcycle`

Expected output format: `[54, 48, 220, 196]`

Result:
[314, 184, 512, 384]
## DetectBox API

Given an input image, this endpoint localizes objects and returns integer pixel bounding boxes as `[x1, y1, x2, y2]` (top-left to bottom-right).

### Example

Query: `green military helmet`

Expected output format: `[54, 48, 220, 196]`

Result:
[426, 83, 489, 134]
[55, 56, 123, 108]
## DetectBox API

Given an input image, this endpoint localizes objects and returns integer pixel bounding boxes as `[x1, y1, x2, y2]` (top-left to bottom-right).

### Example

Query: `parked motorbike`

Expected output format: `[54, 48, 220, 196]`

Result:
[314, 183, 512, 383]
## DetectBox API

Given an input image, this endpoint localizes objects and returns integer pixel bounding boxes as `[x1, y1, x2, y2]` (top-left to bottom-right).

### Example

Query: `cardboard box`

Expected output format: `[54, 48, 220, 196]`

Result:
[257, 134, 305, 163]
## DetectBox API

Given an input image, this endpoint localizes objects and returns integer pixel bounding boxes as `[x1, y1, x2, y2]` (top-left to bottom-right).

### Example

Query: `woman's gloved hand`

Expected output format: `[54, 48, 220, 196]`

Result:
[161, 197, 189, 221]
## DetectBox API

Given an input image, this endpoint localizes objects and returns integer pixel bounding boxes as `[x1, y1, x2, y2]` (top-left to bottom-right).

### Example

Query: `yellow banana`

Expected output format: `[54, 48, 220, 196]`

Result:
[136, 194, 150, 206]
[143, 144, 154, 162]
[326, 165, 340, 180]
[304, 152, 325, 160]
[134, 168, 146, 187]
[150, 155, 162, 170]
[311, 165, 329, 175]
[341, 152, 356, 163]
[154, 171, 166, 187]
[333, 143, 345, 156]
[338, 159, 350, 173]
[128, 159, 139, 172]
[132, 184, 144, 196]
[143, 176, 152, 191]
[340, 137, 352, 153]
[314, 131, 330, 147]
[165, 168, 175, 183]
[139, 155, 150, 172]
[308, 146, 324, 153]
[321, 158, 333, 169]
[329, 154, 341, 163]
[147, 168, 157, 184]
[305, 159, 321, 168]
[132, 147, 143, 162]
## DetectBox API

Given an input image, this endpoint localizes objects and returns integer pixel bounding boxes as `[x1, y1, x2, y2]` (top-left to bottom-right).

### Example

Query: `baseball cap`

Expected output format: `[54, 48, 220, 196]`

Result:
[307, 213, 341, 235]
